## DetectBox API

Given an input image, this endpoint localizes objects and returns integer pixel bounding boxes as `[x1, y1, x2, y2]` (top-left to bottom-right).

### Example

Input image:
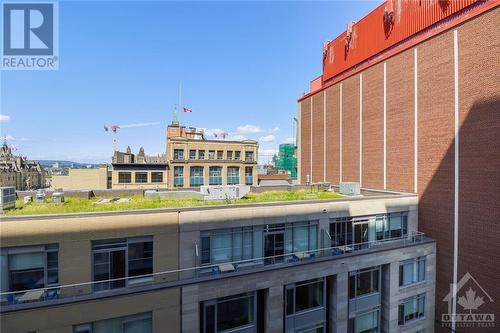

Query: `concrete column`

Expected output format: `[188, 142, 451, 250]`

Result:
[331, 272, 349, 333]
[386, 262, 400, 332]
[181, 285, 200, 333]
[265, 285, 284, 333]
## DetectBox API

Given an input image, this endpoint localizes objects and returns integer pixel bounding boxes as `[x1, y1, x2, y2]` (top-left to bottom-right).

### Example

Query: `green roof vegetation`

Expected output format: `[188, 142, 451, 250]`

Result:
[4, 190, 344, 216]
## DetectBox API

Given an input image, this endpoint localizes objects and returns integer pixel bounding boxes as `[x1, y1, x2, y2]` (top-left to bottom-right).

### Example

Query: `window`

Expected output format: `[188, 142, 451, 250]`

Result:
[283, 221, 318, 255]
[135, 172, 147, 183]
[227, 167, 240, 185]
[399, 257, 426, 287]
[189, 150, 197, 160]
[234, 151, 241, 160]
[349, 308, 380, 333]
[209, 166, 222, 186]
[198, 150, 205, 160]
[1, 244, 59, 297]
[118, 172, 131, 184]
[375, 213, 408, 241]
[216, 150, 223, 160]
[202, 293, 255, 333]
[190, 166, 204, 186]
[286, 278, 324, 315]
[92, 237, 153, 291]
[245, 151, 254, 161]
[201, 227, 255, 265]
[227, 151, 233, 160]
[173, 149, 184, 160]
[151, 172, 163, 183]
[74, 312, 152, 333]
[208, 150, 215, 159]
[174, 166, 184, 187]
[398, 294, 425, 325]
[330, 217, 353, 247]
[245, 167, 253, 185]
[349, 267, 380, 299]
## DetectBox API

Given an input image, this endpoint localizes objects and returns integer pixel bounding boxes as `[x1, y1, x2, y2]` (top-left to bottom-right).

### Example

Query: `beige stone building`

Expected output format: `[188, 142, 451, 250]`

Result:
[51, 165, 110, 190]
[166, 124, 258, 188]
[111, 146, 168, 189]
[0, 141, 46, 190]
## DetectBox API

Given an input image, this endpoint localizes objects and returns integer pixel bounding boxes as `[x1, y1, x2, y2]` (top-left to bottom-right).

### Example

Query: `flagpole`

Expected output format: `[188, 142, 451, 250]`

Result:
[178, 82, 182, 127]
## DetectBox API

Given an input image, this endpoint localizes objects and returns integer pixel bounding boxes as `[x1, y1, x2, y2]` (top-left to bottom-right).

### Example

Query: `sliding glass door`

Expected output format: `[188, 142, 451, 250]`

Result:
[264, 231, 284, 265]
[353, 222, 369, 250]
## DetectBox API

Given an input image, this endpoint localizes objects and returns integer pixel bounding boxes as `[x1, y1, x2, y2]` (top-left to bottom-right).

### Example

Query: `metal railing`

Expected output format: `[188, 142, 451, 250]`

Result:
[0, 231, 426, 308]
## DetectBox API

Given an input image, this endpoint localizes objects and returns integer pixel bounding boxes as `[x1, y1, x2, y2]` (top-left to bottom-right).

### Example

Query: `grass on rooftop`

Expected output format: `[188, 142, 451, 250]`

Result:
[4, 190, 344, 216]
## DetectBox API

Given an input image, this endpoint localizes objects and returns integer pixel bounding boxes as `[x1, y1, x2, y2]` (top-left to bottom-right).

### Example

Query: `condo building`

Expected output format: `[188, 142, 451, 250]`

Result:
[166, 124, 258, 188]
[1, 190, 435, 333]
[297, 1, 499, 331]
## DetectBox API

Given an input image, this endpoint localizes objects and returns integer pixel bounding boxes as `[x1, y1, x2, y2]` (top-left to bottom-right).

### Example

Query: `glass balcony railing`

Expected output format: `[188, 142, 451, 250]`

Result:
[0, 232, 427, 309]
[245, 176, 253, 185]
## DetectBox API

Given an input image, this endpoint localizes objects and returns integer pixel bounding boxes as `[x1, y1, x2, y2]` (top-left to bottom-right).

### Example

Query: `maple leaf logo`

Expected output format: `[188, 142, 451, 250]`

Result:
[457, 288, 484, 313]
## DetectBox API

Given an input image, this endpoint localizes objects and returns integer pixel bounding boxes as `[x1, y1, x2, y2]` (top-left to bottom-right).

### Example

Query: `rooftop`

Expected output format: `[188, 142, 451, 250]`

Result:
[2, 187, 413, 217]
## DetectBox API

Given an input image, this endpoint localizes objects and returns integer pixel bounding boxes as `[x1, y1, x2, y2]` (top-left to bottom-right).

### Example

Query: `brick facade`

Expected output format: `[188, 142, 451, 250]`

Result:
[298, 7, 500, 331]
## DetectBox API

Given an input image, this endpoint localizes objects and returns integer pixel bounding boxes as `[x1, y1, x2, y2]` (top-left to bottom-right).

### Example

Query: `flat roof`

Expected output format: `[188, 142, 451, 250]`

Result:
[1, 188, 415, 219]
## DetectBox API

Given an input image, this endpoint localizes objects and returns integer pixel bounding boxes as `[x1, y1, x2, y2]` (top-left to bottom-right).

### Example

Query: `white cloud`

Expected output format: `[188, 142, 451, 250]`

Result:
[283, 137, 295, 144]
[270, 127, 280, 133]
[259, 148, 278, 157]
[236, 124, 262, 134]
[259, 134, 275, 142]
[0, 114, 11, 123]
[4, 135, 15, 140]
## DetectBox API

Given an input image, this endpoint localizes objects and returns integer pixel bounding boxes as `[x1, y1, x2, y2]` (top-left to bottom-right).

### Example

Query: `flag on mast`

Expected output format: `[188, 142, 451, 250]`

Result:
[183, 107, 192, 113]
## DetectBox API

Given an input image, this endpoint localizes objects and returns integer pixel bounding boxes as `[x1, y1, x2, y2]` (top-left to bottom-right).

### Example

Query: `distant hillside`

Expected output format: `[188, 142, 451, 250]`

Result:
[38, 160, 102, 169]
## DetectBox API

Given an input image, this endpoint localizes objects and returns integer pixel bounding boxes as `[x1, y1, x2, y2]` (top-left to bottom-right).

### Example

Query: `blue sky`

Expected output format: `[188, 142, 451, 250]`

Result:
[0, 0, 379, 163]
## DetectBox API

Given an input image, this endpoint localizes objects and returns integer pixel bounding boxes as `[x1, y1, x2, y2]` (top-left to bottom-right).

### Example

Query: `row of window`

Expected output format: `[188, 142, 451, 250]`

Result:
[117, 172, 163, 184]
[173, 149, 255, 162]
[174, 166, 253, 187]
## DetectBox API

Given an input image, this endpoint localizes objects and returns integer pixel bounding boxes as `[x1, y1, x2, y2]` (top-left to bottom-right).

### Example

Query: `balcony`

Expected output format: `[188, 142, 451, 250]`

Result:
[0, 232, 429, 311]
[227, 176, 240, 185]
[245, 176, 253, 185]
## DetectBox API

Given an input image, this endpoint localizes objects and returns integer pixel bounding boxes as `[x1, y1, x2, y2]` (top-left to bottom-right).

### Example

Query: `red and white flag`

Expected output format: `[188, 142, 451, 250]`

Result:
[183, 107, 192, 113]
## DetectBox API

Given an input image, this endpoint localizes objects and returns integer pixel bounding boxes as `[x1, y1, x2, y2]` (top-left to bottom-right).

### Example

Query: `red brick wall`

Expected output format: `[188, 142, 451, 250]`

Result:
[386, 49, 415, 193]
[457, 8, 500, 330]
[300, 98, 311, 182]
[417, 29, 456, 324]
[362, 63, 384, 189]
[325, 85, 340, 184]
[341, 75, 360, 182]
[311, 92, 325, 182]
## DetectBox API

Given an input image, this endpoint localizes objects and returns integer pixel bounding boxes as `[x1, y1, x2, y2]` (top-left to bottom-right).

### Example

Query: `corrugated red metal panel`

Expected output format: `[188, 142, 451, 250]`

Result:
[323, 0, 479, 82]
[310, 76, 323, 92]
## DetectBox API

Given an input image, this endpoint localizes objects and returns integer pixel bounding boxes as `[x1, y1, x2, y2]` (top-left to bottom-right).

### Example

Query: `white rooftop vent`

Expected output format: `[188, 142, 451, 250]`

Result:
[339, 182, 361, 196]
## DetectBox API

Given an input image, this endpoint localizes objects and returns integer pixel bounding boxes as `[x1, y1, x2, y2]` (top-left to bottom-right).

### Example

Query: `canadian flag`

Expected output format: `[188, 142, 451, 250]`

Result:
[183, 107, 192, 113]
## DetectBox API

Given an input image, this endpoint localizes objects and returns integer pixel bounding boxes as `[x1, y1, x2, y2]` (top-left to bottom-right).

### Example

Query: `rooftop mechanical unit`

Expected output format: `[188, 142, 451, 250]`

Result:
[339, 182, 361, 196]
[0, 186, 16, 211]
